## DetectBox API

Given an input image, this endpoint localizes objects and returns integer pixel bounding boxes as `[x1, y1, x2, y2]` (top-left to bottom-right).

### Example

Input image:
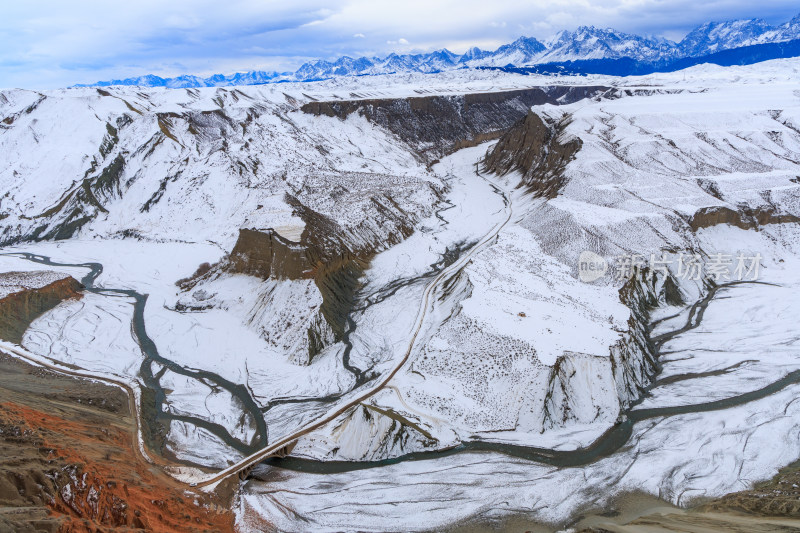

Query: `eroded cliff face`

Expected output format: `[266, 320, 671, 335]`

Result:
[226, 228, 312, 280]
[492, 124, 690, 427]
[0, 272, 83, 344]
[301, 86, 609, 164]
[689, 204, 800, 231]
[540, 271, 685, 429]
[609, 270, 689, 409]
[482, 110, 582, 197]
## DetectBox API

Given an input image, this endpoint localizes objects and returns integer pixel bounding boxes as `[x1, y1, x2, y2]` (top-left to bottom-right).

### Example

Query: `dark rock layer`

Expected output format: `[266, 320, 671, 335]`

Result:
[302, 86, 610, 164]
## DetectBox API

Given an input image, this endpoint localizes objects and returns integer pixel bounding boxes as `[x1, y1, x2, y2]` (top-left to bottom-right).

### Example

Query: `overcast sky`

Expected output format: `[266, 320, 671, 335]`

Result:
[1, 0, 798, 89]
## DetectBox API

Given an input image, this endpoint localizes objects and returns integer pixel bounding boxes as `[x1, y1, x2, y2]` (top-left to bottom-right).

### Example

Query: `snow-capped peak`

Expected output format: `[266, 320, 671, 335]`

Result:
[678, 18, 775, 56]
[537, 25, 678, 63]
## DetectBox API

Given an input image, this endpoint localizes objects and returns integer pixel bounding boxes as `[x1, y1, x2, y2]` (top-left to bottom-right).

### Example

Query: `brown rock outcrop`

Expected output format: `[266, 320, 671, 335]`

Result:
[482, 110, 582, 198]
[226, 228, 312, 280]
[689, 205, 800, 231]
[0, 273, 83, 344]
[182, 190, 419, 364]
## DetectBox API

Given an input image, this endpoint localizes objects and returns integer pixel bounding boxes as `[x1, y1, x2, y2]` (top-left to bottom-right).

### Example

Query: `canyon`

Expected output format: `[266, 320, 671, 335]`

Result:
[0, 58, 799, 532]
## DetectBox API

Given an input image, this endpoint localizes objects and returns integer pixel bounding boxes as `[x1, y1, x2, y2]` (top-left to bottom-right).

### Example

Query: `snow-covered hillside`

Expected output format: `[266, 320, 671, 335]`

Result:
[0, 85, 445, 249]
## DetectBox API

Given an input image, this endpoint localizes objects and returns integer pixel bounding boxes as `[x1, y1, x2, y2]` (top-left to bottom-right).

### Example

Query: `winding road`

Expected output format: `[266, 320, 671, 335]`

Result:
[2, 173, 794, 492]
[191, 179, 516, 487]
[0, 170, 516, 488]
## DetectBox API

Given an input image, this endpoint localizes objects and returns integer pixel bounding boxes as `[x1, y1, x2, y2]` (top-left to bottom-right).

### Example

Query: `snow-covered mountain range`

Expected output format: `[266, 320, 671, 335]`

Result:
[78, 12, 800, 88]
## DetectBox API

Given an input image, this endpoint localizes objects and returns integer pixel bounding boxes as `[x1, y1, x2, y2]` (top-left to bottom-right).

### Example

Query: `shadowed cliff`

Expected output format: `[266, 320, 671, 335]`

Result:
[302, 86, 610, 164]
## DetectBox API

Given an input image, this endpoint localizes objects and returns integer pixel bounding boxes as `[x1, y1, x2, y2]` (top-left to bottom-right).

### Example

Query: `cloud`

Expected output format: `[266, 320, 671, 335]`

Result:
[1, 0, 798, 88]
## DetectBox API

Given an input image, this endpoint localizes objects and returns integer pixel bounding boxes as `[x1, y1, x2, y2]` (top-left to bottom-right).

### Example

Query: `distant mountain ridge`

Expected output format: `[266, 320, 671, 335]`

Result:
[487, 38, 800, 77]
[76, 12, 800, 88]
[87, 71, 283, 89]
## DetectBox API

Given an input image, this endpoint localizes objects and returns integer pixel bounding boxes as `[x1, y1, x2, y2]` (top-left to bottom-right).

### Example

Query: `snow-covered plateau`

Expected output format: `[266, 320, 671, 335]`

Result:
[1, 58, 799, 531]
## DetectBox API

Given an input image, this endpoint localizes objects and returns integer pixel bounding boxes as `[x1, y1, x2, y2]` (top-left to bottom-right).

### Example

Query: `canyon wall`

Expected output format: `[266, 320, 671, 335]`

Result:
[301, 86, 609, 164]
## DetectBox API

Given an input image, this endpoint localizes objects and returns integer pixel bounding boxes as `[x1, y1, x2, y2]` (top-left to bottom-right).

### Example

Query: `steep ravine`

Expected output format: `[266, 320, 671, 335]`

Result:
[301, 86, 611, 165]
[480, 108, 679, 414]
[254, 277, 791, 480]
[252, 97, 799, 476]
[181, 188, 431, 368]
